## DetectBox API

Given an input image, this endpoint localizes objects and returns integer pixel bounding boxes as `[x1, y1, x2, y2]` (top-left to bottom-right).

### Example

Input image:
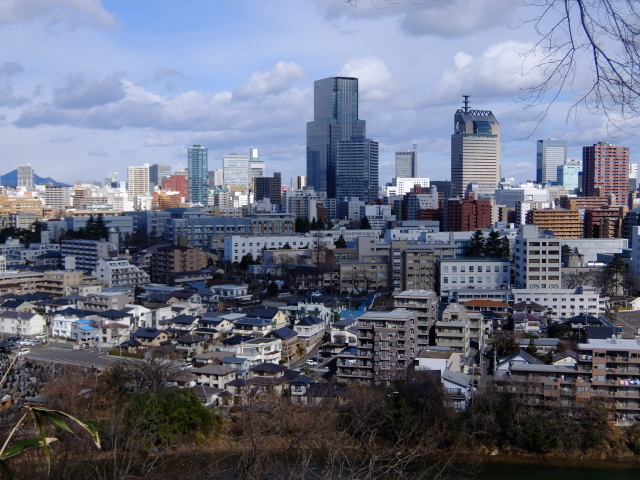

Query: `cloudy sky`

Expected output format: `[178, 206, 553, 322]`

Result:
[0, 0, 635, 187]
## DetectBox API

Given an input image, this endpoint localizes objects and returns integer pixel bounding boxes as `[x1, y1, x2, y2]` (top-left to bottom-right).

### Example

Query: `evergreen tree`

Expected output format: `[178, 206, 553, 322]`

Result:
[467, 230, 485, 257]
[85, 215, 96, 239]
[95, 214, 108, 240]
[334, 234, 347, 249]
[310, 217, 318, 231]
[267, 281, 279, 297]
[302, 218, 311, 233]
[499, 235, 511, 258]
[485, 230, 503, 258]
[327, 220, 334, 230]
[360, 216, 372, 229]
[317, 217, 325, 231]
[295, 217, 305, 233]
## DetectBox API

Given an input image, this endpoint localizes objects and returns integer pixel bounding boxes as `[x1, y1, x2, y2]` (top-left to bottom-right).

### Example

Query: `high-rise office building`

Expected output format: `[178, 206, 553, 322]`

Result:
[149, 164, 171, 188]
[255, 172, 282, 204]
[307, 76, 366, 198]
[582, 141, 630, 202]
[223, 153, 250, 187]
[451, 96, 500, 198]
[105, 172, 118, 188]
[127, 164, 150, 201]
[536, 139, 567, 184]
[336, 137, 379, 202]
[248, 148, 265, 184]
[187, 145, 208, 205]
[395, 147, 418, 179]
[17, 165, 34, 189]
[208, 169, 224, 188]
[291, 176, 306, 190]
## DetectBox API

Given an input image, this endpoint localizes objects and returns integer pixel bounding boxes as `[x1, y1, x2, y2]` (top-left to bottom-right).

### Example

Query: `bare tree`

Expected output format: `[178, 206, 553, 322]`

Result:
[343, 0, 640, 130]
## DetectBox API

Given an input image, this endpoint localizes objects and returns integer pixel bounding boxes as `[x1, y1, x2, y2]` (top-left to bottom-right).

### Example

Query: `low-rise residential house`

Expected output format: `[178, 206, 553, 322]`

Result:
[191, 385, 224, 407]
[414, 348, 463, 373]
[244, 307, 288, 330]
[192, 351, 229, 366]
[98, 322, 131, 348]
[167, 371, 198, 388]
[517, 338, 562, 354]
[329, 318, 358, 345]
[50, 308, 90, 338]
[295, 302, 334, 326]
[512, 313, 542, 336]
[267, 327, 300, 363]
[247, 362, 290, 395]
[441, 370, 473, 410]
[199, 313, 243, 333]
[175, 334, 207, 357]
[96, 309, 133, 328]
[221, 356, 252, 371]
[0, 311, 46, 336]
[191, 364, 236, 389]
[211, 284, 249, 299]
[552, 350, 578, 367]
[512, 301, 547, 316]
[233, 317, 276, 336]
[462, 299, 510, 316]
[290, 375, 313, 397]
[294, 315, 324, 346]
[237, 337, 282, 365]
[130, 327, 169, 348]
[166, 314, 199, 336]
[0, 300, 36, 313]
[71, 319, 99, 343]
[494, 349, 544, 379]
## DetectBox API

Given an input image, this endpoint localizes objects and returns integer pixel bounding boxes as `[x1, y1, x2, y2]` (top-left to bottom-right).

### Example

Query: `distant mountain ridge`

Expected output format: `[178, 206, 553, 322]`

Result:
[1, 169, 69, 187]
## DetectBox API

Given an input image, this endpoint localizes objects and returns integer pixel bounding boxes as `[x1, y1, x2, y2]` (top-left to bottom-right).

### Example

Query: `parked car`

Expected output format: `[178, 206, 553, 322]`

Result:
[305, 359, 318, 366]
[309, 291, 322, 298]
[17, 348, 30, 356]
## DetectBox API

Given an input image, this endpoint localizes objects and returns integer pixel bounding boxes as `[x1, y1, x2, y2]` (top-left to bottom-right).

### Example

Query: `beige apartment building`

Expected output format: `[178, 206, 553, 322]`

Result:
[336, 309, 418, 384]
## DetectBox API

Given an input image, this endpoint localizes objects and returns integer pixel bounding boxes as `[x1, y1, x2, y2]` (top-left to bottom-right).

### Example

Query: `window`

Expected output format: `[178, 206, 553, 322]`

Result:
[494, 265, 500, 272]
[452, 266, 457, 273]
[443, 266, 449, 273]
[469, 266, 474, 272]
[503, 266, 508, 273]
[461, 266, 466, 273]
[443, 277, 449, 284]
[478, 266, 483, 273]
[469, 277, 474, 283]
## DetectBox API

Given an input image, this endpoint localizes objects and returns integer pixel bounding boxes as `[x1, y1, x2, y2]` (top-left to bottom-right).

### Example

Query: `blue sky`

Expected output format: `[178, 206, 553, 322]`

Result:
[0, 0, 636, 187]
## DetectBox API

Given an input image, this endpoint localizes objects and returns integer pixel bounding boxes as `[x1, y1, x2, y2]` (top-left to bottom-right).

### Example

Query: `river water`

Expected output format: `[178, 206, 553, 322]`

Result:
[457, 460, 640, 480]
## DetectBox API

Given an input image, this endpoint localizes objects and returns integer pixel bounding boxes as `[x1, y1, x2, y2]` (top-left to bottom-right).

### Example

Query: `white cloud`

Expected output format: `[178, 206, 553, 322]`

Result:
[234, 61, 306, 100]
[0, 61, 28, 107]
[338, 57, 393, 101]
[315, 0, 516, 37]
[0, 0, 116, 28]
[14, 64, 312, 134]
[54, 72, 126, 109]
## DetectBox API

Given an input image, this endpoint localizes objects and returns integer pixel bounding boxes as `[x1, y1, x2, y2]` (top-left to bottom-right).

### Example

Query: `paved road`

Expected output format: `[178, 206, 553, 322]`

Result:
[614, 311, 640, 338]
[24, 345, 142, 370]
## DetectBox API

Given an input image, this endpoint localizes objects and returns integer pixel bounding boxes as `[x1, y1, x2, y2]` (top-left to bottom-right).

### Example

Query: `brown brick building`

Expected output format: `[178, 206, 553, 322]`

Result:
[446, 193, 491, 232]
[526, 209, 583, 238]
[583, 142, 630, 203]
[149, 245, 208, 283]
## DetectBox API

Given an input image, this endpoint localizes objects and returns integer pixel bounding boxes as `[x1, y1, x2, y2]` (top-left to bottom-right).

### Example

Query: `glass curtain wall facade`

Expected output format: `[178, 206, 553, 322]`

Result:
[336, 137, 379, 202]
[536, 139, 567, 184]
[188, 145, 208, 205]
[307, 77, 366, 198]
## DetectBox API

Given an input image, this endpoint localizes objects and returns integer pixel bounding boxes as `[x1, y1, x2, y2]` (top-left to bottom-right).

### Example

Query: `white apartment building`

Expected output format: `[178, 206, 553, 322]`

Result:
[93, 258, 150, 288]
[513, 224, 562, 289]
[439, 258, 511, 297]
[224, 235, 315, 262]
[127, 164, 150, 201]
[511, 286, 605, 316]
[0, 311, 46, 336]
[494, 183, 550, 208]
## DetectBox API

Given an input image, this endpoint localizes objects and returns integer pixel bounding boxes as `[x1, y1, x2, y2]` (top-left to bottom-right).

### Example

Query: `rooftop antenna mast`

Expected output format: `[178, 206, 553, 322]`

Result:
[462, 95, 470, 113]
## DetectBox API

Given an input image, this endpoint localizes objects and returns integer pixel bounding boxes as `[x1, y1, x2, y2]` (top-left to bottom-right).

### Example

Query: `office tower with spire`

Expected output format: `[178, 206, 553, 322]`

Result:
[450, 95, 500, 197]
[537, 139, 567, 185]
[188, 145, 208, 205]
[307, 76, 366, 198]
[395, 145, 418, 178]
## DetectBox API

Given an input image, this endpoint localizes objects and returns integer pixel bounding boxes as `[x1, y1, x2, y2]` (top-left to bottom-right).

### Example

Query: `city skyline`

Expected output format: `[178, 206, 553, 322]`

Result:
[0, 1, 637, 187]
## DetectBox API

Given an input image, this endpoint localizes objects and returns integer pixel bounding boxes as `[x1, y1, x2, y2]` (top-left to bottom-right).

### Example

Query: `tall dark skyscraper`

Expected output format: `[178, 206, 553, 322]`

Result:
[336, 137, 379, 202]
[187, 145, 208, 205]
[307, 77, 366, 198]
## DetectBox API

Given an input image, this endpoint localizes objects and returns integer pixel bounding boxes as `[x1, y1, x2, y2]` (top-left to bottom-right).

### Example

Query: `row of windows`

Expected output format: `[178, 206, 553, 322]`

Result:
[443, 276, 508, 284]
[442, 265, 508, 273]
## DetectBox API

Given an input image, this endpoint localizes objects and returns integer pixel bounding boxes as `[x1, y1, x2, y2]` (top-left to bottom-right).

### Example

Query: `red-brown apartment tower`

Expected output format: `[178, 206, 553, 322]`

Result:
[582, 142, 630, 203]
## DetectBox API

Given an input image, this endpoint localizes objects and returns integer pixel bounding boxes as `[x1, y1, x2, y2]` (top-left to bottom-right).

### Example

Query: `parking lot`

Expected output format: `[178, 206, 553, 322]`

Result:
[615, 311, 640, 338]
[18, 344, 142, 370]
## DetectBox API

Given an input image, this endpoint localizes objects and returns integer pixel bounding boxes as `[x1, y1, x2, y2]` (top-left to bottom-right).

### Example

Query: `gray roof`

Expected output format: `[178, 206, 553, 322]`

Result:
[296, 315, 323, 326]
[191, 364, 236, 376]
